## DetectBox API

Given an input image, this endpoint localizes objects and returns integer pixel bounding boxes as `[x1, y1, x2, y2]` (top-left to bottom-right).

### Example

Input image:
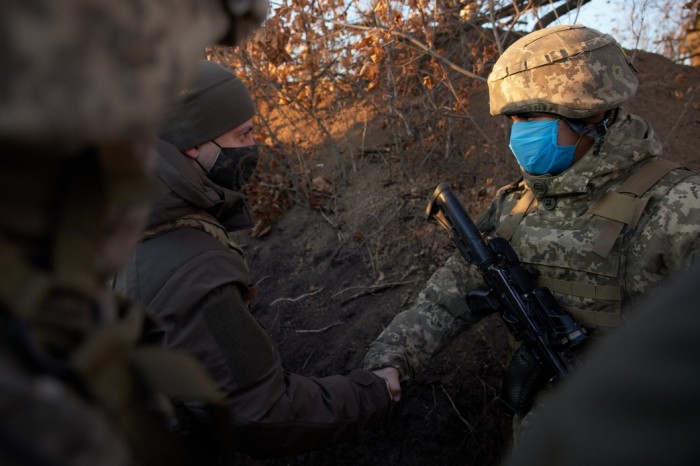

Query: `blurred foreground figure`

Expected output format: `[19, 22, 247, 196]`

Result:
[0, 1, 267, 465]
[363, 24, 700, 433]
[114, 60, 392, 462]
[506, 263, 700, 466]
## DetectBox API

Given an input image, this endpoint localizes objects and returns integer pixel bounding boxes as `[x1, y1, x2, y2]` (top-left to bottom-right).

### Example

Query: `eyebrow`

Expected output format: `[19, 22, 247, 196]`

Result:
[234, 124, 254, 136]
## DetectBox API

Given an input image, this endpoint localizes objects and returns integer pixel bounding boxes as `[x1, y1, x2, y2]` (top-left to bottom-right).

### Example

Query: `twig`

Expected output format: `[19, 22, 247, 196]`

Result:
[318, 209, 338, 229]
[253, 274, 271, 287]
[335, 22, 486, 83]
[294, 321, 342, 334]
[425, 384, 437, 419]
[300, 347, 316, 371]
[665, 81, 700, 146]
[441, 386, 476, 433]
[333, 280, 421, 304]
[270, 287, 324, 306]
[399, 265, 419, 281]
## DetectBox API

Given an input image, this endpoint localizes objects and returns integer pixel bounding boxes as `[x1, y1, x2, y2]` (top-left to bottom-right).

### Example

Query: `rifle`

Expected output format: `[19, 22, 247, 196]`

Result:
[426, 182, 587, 411]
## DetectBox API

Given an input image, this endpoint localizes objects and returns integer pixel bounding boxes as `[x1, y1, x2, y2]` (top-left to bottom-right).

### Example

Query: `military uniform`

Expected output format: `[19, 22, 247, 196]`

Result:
[506, 263, 700, 466]
[114, 61, 391, 460]
[363, 108, 700, 372]
[0, 1, 268, 464]
[362, 25, 700, 418]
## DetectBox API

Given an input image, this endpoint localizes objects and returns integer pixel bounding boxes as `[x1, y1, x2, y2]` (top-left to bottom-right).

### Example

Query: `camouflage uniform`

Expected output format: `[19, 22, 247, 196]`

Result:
[0, 1, 267, 464]
[506, 263, 700, 466]
[362, 25, 700, 410]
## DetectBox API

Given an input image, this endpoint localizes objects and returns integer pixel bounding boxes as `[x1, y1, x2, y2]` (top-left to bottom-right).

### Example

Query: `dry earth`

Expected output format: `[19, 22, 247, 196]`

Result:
[233, 50, 700, 466]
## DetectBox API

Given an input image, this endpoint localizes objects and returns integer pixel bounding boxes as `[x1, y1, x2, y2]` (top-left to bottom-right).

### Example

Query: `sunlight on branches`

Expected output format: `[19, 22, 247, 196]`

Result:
[203, 0, 697, 231]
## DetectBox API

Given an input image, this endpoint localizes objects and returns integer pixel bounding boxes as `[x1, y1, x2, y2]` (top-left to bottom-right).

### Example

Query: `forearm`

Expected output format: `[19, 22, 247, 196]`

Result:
[363, 253, 488, 379]
[224, 366, 390, 458]
[177, 284, 390, 458]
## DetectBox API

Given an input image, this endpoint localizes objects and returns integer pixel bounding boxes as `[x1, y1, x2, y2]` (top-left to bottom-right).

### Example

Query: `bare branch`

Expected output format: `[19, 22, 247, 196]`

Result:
[334, 22, 487, 83]
[536, 0, 594, 30]
[270, 287, 324, 305]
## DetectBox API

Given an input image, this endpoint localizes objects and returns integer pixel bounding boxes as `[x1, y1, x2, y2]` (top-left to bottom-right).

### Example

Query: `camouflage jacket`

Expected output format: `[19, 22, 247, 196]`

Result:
[363, 109, 700, 379]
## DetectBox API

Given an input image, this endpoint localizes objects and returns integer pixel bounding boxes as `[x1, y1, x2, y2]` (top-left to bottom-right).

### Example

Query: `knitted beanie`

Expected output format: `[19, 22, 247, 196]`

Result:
[159, 60, 256, 151]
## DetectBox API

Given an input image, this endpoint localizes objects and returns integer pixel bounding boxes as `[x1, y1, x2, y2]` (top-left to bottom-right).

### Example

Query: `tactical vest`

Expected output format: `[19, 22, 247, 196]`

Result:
[495, 157, 693, 332]
[142, 211, 256, 303]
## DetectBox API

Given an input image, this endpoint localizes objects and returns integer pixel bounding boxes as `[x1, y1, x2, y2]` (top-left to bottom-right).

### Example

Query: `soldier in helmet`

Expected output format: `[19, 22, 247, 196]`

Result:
[0, 1, 267, 465]
[114, 59, 392, 462]
[362, 24, 700, 432]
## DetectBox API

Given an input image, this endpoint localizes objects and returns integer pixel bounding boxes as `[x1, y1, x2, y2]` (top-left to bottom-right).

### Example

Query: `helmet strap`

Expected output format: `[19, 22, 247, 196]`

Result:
[563, 108, 618, 156]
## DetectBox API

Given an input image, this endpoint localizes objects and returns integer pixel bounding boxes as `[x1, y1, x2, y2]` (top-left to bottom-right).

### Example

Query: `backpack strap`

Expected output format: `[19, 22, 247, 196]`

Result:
[589, 158, 682, 258]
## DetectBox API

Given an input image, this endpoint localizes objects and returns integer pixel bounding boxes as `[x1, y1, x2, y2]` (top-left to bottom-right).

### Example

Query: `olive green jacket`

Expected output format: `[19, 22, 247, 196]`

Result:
[115, 140, 390, 460]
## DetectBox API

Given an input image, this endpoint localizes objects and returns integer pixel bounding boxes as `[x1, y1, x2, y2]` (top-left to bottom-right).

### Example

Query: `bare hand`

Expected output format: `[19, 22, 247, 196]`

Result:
[372, 367, 401, 402]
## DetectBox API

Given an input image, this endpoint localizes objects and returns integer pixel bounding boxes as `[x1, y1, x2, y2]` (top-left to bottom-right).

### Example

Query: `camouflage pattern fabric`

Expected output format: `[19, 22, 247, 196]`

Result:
[505, 263, 700, 466]
[0, 0, 268, 464]
[0, 359, 130, 466]
[362, 108, 700, 381]
[488, 24, 638, 119]
[0, 0, 267, 146]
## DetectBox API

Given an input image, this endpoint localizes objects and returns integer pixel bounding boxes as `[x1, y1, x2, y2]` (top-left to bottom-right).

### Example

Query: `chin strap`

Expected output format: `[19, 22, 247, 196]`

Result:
[563, 108, 619, 156]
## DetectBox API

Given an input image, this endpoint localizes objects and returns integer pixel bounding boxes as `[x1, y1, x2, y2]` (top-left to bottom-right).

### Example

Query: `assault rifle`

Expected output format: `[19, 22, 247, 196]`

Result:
[426, 182, 587, 402]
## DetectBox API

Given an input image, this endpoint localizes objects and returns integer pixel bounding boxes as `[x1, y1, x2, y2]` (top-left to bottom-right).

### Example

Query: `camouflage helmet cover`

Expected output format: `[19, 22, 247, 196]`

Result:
[0, 0, 267, 147]
[487, 24, 638, 119]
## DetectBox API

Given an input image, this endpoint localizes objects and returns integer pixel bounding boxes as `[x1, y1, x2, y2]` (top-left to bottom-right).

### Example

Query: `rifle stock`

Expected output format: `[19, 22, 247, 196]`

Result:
[426, 182, 587, 383]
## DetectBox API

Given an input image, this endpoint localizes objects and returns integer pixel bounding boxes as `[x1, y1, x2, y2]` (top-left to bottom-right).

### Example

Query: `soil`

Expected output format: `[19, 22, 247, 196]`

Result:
[233, 50, 700, 466]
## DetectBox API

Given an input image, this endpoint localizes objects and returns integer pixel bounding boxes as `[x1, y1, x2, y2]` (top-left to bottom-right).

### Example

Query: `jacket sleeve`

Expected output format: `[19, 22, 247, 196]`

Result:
[361, 186, 519, 380]
[151, 252, 391, 459]
[362, 251, 489, 379]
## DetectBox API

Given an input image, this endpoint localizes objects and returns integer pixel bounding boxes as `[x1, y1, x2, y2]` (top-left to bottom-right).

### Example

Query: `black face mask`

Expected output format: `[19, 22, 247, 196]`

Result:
[205, 142, 259, 191]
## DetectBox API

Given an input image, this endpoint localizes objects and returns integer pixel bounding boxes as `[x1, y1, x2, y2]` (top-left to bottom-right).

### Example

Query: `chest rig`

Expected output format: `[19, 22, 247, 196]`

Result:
[143, 212, 256, 303]
[495, 157, 685, 331]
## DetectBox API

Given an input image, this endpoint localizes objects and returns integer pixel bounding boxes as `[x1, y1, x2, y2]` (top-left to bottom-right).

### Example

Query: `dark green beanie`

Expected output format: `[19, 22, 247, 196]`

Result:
[159, 60, 256, 151]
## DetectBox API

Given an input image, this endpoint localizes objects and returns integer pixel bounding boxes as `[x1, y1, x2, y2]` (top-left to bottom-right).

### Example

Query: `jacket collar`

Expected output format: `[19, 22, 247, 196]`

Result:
[147, 139, 253, 232]
[522, 109, 663, 199]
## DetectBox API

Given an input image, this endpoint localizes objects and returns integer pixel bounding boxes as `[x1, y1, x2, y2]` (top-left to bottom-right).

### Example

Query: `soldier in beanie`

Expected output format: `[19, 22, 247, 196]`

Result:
[362, 24, 700, 435]
[114, 60, 392, 462]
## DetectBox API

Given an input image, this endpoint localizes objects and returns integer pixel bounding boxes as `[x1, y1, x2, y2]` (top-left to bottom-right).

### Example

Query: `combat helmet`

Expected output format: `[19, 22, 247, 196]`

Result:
[488, 24, 638, 119]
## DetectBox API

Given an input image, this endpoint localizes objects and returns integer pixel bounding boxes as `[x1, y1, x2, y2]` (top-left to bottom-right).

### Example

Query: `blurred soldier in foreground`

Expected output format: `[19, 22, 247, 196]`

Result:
[363, 24, 700, 433]
[0, 0, 266, 464]
[114, 60, 392, 462]
[506, 262, 700, 466]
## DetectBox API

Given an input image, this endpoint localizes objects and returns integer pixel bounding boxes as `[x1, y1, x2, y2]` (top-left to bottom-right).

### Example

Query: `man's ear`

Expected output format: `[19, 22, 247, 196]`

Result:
[184, 147, 199, 159]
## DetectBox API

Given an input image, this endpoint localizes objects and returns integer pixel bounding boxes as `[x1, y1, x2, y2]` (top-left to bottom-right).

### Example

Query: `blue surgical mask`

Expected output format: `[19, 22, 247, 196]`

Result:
[509, 120, 577, 175]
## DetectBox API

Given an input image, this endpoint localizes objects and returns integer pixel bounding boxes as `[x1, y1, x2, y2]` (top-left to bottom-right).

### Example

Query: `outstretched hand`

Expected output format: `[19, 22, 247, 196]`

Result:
[372, 367, 401, 402]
